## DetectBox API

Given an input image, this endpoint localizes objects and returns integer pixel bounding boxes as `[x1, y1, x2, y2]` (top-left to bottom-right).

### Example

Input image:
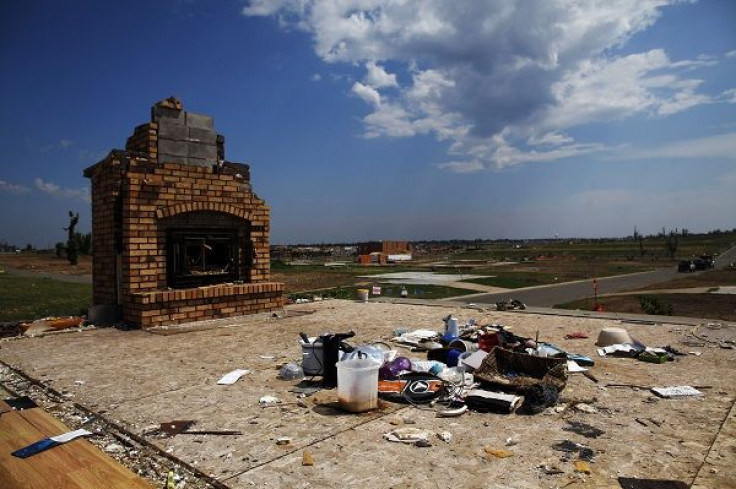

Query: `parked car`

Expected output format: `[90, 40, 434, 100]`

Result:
[699, 255, 716, 269]
[693, 256, 717, 270]
[678, 260, 694, 272]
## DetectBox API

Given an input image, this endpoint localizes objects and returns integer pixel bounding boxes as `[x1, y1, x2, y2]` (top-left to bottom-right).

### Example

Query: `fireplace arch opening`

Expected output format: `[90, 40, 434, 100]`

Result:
[161, 210, 253, 289]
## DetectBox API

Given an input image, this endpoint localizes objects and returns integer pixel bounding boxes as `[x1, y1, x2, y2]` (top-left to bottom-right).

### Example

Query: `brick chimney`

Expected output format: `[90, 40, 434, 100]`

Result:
[84, 98, 284, 328]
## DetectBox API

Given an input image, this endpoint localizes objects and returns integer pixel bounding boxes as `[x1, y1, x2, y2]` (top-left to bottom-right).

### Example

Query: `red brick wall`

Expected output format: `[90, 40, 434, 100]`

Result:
[85, 155, 283, 328]
[88, 156, 122, 305]
[124, 283, 283, 328]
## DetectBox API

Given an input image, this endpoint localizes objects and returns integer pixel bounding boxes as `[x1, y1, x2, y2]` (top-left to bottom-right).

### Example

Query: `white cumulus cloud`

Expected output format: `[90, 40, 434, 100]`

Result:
[244, 0, 724, 171]
[34, 178, 91, 203]
[364, 61, 397, 88]
[350, 81, 381, 106]
[621, 132, 736, 160]
[0, 180, 30, 195]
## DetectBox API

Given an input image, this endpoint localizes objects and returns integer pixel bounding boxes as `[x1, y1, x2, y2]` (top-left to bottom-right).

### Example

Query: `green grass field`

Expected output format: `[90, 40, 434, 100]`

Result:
[445, 230, 736, 263]
[0, 273, 92, 322]
[460, 262, 652, 289]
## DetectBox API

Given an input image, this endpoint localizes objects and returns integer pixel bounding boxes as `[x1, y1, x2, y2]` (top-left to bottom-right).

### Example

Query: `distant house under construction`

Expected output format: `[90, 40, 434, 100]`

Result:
[357, 240, 412, 264]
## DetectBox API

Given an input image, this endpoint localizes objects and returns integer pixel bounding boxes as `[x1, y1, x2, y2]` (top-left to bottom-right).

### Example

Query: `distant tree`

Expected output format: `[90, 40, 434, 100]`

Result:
[76, 232, 92, 255]
[661, 227, 679, 259]
[0, 241, 15, 252]
[633, 226, 645, 257]
[55, 242, 66, 258]
[24, 243, 34, 252]
[64, 211, 80, 265]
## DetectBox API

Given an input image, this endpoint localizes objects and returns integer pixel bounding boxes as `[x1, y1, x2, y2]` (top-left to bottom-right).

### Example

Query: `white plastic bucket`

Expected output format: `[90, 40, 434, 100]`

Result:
[445, 316, 460, 337]
[336, 358, 380, 412]
[301, 338, 324, 376]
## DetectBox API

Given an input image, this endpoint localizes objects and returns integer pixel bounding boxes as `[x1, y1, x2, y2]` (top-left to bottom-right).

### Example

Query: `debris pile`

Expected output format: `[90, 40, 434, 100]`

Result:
[291, 314, 597, 418]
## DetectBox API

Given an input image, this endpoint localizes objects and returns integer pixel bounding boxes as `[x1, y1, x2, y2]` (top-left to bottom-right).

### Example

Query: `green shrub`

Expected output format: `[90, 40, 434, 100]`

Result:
[638, 296, 673, 316]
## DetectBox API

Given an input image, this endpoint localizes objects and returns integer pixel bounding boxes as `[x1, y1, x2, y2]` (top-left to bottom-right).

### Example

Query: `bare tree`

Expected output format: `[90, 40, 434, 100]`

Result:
[634, 226, 645, 257]
[660, 227, 679, 260]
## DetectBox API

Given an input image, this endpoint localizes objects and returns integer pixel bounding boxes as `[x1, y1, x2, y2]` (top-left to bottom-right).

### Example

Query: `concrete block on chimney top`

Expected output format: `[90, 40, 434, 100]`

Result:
[185, 112, 214, 130]
[158, 153, 188, 165]
[158, 140, 188, 157]
[158, 121, 188, 140]
[188, 142, 217, 160]
[188, 127, 217, 144]
[185, 157, 211, 167]
[152, 106, 185, 125]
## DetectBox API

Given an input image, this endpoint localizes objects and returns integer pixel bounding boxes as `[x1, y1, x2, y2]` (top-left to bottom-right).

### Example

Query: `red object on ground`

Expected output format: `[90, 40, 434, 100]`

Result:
[478, 332, 500, 352]
[565, 331, 589, 339]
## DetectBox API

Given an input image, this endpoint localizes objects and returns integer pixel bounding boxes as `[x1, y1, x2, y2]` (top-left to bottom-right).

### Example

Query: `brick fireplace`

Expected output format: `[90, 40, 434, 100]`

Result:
[84, 98, 284, 328]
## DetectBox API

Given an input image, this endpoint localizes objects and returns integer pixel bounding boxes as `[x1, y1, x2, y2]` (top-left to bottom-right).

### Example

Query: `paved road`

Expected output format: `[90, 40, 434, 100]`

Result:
[456, 243, 736, 308]
[714, 244, 736, 269]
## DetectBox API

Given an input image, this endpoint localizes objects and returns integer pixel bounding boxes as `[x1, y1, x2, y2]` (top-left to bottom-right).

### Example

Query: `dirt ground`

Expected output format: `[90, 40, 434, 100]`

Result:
[636, 268, 736, 290]
[564, 293, 736, 322]
[1, 301, 735, 489]
[0, 253, 92, 277]
[270, 268, 359, 294]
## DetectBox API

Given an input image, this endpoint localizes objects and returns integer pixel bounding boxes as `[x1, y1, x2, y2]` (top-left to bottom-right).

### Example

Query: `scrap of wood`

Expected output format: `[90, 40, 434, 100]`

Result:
[0, 400, 153, 488]
[582, 371, 599, 383]
[607, 383, 713, 390]
[606, 383, 651, 389]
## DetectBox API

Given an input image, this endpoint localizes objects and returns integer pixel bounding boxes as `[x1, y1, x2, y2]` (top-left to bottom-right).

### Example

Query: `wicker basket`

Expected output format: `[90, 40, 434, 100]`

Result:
[474, 347, 568, 392]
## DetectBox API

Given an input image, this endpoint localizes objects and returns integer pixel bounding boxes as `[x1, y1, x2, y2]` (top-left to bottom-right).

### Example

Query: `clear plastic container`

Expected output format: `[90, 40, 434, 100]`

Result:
[336, 358, 380, 412]
[279, 363, 304, 380]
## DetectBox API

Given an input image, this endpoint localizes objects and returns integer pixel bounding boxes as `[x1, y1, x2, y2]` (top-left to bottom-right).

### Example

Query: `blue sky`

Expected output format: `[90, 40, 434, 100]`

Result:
[1, 0, 734, 247]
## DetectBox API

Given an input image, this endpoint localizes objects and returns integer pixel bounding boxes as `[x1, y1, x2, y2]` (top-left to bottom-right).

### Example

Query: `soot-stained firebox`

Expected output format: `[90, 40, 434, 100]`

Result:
[84, 97, 284, 328]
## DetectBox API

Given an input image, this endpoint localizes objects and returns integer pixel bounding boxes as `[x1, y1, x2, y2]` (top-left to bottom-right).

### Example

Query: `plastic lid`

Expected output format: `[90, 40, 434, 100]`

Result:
[337, 358, 381, 370]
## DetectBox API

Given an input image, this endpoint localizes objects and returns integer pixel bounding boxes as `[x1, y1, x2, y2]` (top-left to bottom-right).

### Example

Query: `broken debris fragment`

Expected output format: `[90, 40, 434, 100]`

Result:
[217, 369, 249, 385]
[160, 420, 242, 436]
[436, 405, 468, 418]
[302, 450, 314, 466]
[651, 386, 703, 398]
[12, 429, 92, 458]
[464, 390, 523, 413]
[259, 395, 282, 406]
[484, 446, 514, 459]
[437, 432, 452, 443]
[563, 421, 605, 439]
[384, 428, 430, 444]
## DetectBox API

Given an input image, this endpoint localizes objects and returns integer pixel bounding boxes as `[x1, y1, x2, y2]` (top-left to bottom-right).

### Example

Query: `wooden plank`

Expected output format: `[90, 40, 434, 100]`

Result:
[0, 401, 153, 489]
